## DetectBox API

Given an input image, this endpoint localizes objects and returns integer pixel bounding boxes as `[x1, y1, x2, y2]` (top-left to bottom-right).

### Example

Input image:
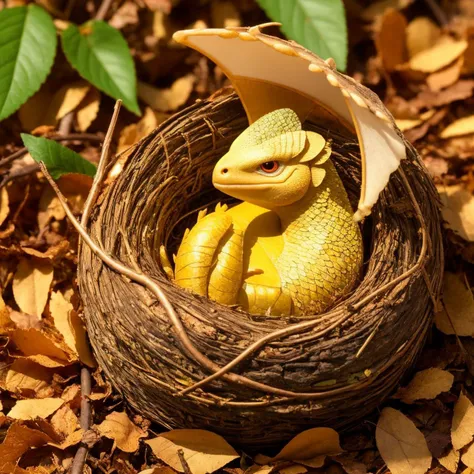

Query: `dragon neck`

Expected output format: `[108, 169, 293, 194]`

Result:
[272, 160, 362, 315]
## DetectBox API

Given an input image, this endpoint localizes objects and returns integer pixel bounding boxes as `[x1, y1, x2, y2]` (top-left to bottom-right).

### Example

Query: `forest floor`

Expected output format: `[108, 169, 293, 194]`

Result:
[0, 0, 474, 473]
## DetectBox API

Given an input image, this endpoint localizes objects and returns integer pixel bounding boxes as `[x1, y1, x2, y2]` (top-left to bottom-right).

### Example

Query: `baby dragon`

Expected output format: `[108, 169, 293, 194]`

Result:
[161, 108, 363, 316]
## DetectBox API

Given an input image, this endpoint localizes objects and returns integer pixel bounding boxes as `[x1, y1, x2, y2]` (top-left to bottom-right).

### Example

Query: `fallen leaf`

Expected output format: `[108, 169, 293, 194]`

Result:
[8, 397, 64, 420]
[414, 80, 474, 109]
[452, 393, 474, 450]
[52, 81, 91, 121]
[462, 443, 474, 469]
[427, 57, 464, 92]
[18, 85, 55, 131]
[271, 427, 342, 463]
[143, 0, 171, 13]
[376, 407, 432, 474]
[361, 0, 412, 20]
[0, 423, 52, 473]
[332, 454, 367, 474]
[51, 405, 78, 438]
[13, 260, 54, 319]
[210, 1, 241, 28]
[138, 75, 195, 112]
[22, 240, 70, 261]
[406, 17, 441, 58]
[398, 368, 454, 403]
[396, 109, 435, 132]
[5, 359, 53, 398]
[0, 187, 9, 227]
[438, 448, 460, 473]
[409, 40, 468, 73]
[441, 115, 474, 139]
[77, 88, 101, 132]
[0, 294, 12, 334]
[49, 291, 77, 354]
[146, 429, 239, 474]
[109, 1, 138, 29]
[375, 8, 407, 72]
[96, 411, 147, 453]
[437, 186, 474, 242]
[38, 186, 66, 229]
[9, 310, 41, 330]
[278, 466, 307, 474]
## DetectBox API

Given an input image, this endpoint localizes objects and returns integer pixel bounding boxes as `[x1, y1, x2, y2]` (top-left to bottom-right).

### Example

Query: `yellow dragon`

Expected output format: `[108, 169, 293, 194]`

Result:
[161, 108, 363, 316]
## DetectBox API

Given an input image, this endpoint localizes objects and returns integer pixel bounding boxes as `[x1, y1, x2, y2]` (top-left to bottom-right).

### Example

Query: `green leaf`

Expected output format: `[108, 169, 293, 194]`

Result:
[256, 0, 348, 71]
[21, 134, 97, 180]
[61, 21, 140, 115]
[0, 5, 57, 121]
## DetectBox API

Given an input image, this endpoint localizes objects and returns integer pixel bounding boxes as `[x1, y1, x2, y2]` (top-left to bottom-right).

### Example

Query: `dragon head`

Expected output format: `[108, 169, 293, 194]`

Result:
[212, 108, 331, 209]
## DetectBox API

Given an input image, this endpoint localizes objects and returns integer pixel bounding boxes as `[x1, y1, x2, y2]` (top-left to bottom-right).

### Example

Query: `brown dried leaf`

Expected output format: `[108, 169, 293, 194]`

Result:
[18, 86, 55, 131]
[278, 466, 307, 474]
[396, 109, 435, 132]
[146, 429, 239, 474]
[435, 272, 474, 336]
[375, 8, 407, 72]
[51, 405, 78, 438]
[38, 186, 66, 229]
[143, 0, 171, 13]
[414, 80, 474, 108]
[210, 1, 241, 28]
[406, 17, 441, 58]
[438, 448, 460, 473]
[96, 411, 147, 453]
[462, 443, 474, 469]
[409, 39, 468, 73]
[109, 1, 138, 29]
[427, 57, 464, 92]
[8, 397, 64, 420]
[138, 75, 194, 112]
[398, 368, 454, 404]
[5, 359, 53, 398]
[441, 115, 474, 139]
[271, 427, 342, 463]
[452, 392, 474, 450]
[13, 260, 53, 319]
[9, 310, 41, 330]
[0, 423, 52, 473]
[22, 240, 70, 261]
[376, 407, 432, 474]
[0, 294, 13, 335]
[77, 88, 101, 132]
[437, 186, 474, 242]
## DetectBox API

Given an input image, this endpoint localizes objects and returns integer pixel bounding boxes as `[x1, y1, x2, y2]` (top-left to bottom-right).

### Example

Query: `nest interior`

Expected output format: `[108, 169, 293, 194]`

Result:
[78, 92, 443, 449]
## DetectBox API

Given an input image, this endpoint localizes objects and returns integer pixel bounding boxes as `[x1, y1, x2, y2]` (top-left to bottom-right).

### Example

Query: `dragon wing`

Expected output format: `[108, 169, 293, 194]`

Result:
[173, 25, 406, 221]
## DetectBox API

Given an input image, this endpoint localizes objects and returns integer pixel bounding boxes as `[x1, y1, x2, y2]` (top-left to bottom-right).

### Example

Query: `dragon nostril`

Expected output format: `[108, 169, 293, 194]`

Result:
[221, 168, 228, 174]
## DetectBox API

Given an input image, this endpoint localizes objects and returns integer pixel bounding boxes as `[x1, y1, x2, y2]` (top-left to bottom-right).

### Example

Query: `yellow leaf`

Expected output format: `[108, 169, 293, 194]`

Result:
[440, 115, 474, 139]
[409, 40, 468, 73]
[77, 88, 101, 132]
[96, 411, 147, 453]
[271, 427, 342, 462]
[406, 17, 441, 58]
[138, 75, 194, 112]
[376, 407, 431, 474]
[452, 393, 474, 450]
[396, 109, 435, 132]
[53, 81, 91, 121]
[438, 448, 460, 473]
[427, 57, 464, 92]
[435, 272, 474, 336]
[462, 443, 474, 469]
[146, 429, 239, 474]
[8, 397, 64, 420]
[361, 0, 412, 20]
[13, 259, 53, 319]
[5, 359, 53, 398]
[437, 186, 474, 242]
[398, 368, 454, 403]
[0, 187, 9, 227]
[0, 294, 13, 335]
[38, 186, 66, 229]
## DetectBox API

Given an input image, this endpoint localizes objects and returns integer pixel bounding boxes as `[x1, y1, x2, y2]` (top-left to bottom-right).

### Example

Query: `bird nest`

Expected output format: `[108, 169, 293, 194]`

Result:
[78, 91, 443, 450]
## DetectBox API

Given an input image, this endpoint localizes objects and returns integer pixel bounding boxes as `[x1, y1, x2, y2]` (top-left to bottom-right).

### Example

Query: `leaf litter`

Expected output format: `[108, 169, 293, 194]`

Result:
[0, 0, 474, 473]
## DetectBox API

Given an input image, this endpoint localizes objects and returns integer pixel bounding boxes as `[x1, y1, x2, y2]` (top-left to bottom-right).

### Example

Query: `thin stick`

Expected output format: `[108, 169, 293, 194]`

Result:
[95, 0, 114, 21]
[423, 0, 448, 26]
[70, 368, 92, 474]
[81, 100, 122, 227]
[178, 450, 192, 474]
[0, 134, 102, 168]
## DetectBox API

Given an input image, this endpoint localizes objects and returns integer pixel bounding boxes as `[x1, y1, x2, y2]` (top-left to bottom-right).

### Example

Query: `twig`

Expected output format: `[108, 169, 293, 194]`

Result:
[95, 0, 114, 21]
[178, 449, 192, 474]
[0, 134, 102, 168]
[423, 0, 448, 26]
[59, 112, 75, 136]
[0, 163, 39, 190]
[70, 368, 92, 474]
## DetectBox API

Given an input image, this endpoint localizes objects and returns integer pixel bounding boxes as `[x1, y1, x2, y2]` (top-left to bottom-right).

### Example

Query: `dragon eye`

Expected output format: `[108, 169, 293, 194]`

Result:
[260, 161, 280, 173]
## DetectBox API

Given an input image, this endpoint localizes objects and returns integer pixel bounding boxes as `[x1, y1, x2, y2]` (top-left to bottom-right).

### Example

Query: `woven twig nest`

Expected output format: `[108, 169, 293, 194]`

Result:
[78, 27, 443, 450]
